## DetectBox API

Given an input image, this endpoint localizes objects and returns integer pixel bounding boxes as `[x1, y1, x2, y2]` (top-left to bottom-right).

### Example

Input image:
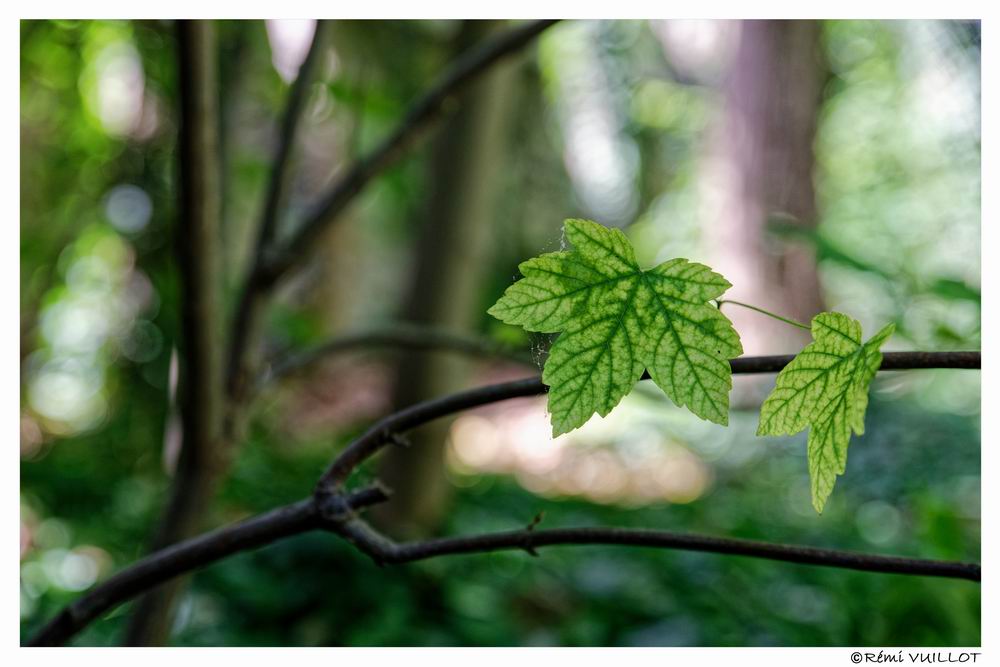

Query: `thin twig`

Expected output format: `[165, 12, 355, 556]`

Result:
[226, 21, 330, 398]
[255, 21, 330, 256]
[716, 299, 811, 331]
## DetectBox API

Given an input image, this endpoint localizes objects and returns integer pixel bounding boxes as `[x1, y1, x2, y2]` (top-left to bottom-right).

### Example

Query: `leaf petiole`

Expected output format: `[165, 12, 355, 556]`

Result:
[716, 299, 811, 331]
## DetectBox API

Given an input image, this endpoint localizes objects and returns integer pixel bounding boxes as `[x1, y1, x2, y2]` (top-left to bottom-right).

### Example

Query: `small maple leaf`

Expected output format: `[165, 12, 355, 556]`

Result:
[757, 312, 895, 513]
[489, 219, 743, 436]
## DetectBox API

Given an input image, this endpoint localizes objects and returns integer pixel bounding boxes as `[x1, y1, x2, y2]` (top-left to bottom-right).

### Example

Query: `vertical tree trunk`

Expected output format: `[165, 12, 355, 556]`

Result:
[125, 19, 224, 645]
[374, 20, 517, 535]
[707, 20, 826, 355]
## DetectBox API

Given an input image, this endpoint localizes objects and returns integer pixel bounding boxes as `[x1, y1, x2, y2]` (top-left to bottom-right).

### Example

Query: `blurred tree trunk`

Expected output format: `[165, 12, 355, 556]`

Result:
[706, 20, 826, 356]
[125, 19, 225, 645]
[375, 20, 517, 535]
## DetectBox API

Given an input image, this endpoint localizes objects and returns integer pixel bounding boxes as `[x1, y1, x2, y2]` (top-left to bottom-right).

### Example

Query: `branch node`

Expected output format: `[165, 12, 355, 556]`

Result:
[521, 517, 543, 557]
[316, 492, 355, 524]
[387, 431, 411, 449]
[371, 479, 394, 499]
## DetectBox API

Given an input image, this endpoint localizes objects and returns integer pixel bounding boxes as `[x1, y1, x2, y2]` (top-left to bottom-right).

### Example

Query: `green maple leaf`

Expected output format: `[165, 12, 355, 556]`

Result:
[488, 219, 743, 436]
[757, 312, 895, 513]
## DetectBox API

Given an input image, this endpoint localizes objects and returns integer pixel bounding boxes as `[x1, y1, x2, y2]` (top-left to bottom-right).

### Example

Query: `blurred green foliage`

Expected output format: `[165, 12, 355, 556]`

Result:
[20, 19, 979, 646]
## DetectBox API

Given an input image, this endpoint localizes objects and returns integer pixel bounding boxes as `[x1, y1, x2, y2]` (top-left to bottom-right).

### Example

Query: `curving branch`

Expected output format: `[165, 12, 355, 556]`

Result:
[259, 340, 979, 408]
[318, 350, 981, 489]
[28, 480, 980, 646]
[29, 501, 319, 647]
[27, 349, 980, 646]
[332, 517, 980, 581]
[27, 486, 391, 648]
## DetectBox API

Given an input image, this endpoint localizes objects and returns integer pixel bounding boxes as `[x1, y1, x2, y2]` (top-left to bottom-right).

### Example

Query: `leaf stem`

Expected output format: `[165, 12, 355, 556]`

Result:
[716, 300, 811, 331]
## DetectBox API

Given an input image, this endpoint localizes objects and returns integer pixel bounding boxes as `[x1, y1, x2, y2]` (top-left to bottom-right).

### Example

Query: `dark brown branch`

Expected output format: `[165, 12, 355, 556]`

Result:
[732, 351, 981, 372]
[29, 481, 980, 646]
[259, 322, 535, 391]
[871, 351, 981, 370]
[30, 502, 317, 647]
[27, 487, 389, 648]
[321, 377, 545, 488]
[319, 350, 981, 488]
[331, 517, 980, 582]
